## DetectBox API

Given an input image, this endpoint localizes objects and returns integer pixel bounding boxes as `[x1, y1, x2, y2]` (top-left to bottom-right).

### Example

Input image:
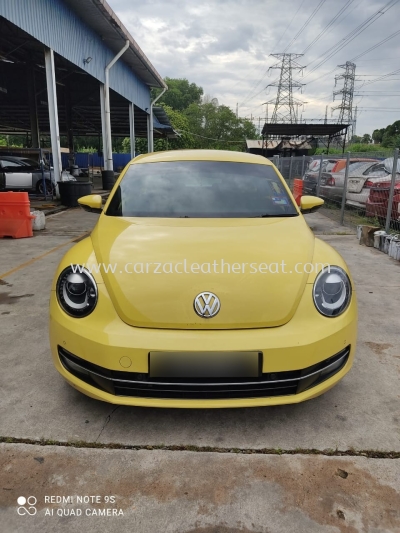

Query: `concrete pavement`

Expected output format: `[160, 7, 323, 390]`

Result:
[1, 444, 400, 533]
[1, 208, 399, 532]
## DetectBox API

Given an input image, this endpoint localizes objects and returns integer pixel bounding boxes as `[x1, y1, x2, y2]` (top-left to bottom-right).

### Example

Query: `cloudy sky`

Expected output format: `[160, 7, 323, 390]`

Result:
[111, 0, 400, 136]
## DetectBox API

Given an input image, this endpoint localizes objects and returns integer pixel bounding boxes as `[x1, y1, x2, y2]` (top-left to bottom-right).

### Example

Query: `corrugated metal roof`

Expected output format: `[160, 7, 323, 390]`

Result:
[62, 0, 166, 89]
[261, 123, 349, 137]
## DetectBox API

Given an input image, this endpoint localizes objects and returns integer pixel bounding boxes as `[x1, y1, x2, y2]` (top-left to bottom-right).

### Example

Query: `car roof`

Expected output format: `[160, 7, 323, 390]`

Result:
[348, 158, 379, 161]
[330, 161, 377, 176]
[0, 155, 25, 161]
[133, 150, 273, 166]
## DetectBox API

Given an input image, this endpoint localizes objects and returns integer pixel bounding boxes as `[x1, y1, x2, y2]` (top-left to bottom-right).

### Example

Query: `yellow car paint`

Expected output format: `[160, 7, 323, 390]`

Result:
[50, 150, 357, 408]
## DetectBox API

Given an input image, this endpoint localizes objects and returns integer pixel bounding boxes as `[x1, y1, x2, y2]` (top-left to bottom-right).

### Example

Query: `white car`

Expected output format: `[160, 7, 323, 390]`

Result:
[0, 155, 57, 194]
[346, 158, 400, 208]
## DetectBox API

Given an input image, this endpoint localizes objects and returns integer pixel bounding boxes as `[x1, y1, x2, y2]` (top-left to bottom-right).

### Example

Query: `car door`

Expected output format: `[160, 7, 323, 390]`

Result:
[1, 158, 33, 189]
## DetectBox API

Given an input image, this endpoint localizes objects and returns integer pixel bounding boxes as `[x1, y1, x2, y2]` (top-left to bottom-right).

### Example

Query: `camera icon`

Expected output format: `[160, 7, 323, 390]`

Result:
[17, 496, 37, 516]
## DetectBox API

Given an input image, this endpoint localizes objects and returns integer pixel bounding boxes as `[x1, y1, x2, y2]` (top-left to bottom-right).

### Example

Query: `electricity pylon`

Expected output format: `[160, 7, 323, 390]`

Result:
[267, 53, 306, 123]
[332, 61, 356, 140]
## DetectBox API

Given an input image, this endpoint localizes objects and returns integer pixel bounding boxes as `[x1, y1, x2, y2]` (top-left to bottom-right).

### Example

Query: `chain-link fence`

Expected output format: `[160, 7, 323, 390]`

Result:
[272, 148, 400, 233]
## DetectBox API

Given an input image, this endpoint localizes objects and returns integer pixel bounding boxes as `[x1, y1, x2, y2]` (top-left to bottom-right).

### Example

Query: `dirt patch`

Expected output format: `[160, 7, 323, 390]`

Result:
[0, 292, 34, 305]
[364, 342, 392, 355]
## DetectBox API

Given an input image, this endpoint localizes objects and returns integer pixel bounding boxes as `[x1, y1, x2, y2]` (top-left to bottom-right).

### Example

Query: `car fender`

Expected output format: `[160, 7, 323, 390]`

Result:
[305, 237, 353, 286]
[51, 236, 104, 291]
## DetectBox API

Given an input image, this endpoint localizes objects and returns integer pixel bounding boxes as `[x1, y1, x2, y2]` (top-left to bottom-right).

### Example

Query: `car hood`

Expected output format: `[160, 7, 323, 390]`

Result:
[90, 215, 315, 329]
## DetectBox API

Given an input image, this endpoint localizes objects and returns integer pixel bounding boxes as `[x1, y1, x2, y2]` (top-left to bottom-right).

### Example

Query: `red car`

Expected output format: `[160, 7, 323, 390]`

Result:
[366, 180, 400, 222]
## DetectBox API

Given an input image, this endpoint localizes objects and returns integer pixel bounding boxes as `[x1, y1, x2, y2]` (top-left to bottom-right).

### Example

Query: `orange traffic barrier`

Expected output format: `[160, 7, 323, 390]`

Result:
[0, 192, 35, 239]
[293, 179, 303, 206]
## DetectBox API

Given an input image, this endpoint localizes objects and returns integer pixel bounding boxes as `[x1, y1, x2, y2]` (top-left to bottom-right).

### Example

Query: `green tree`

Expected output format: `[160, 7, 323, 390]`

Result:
[382, 131, 397, 148]
[372, 128, 385, 144]
[153, 78, 204, 111]
[373, 120, 400, 147]
[122, 104, 195, 154]
[362, 133, 371, 144]
[184, 101, 258, 151]
[122, 136, 147, 155]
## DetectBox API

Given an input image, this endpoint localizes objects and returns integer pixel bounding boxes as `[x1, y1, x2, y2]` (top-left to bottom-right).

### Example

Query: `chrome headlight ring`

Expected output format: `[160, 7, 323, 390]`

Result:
[56, 266, 98, 318]
[313, 266, 352, 317]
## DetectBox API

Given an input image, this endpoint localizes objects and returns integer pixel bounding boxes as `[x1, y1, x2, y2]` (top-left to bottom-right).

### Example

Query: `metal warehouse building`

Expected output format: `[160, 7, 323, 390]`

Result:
[0, 0, 168, 183]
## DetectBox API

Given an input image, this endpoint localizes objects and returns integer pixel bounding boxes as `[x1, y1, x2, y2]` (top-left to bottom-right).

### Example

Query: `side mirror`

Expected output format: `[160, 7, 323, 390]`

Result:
[300, 195, 324, 214]
[78, 194, 103, 214]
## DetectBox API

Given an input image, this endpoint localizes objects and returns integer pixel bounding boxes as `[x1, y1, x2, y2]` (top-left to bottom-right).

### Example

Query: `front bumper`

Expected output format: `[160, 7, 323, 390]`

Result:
[50, 283, 357, 408]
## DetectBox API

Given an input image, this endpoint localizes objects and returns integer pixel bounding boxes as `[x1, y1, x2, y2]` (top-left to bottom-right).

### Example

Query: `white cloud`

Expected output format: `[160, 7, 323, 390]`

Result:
[112, 0, 400, 135]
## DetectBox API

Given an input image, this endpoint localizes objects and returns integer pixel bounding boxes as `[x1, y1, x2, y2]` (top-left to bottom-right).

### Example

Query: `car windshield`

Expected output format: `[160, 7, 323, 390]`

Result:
[106, 160, 298, 218]
[346, 162, 371, 173]
[20, 158, 40, 168]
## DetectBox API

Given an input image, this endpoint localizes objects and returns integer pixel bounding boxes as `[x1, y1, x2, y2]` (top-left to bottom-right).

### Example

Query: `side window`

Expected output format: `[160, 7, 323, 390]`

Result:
[1, 159, 23, 169]
[363, 164, 383, 175]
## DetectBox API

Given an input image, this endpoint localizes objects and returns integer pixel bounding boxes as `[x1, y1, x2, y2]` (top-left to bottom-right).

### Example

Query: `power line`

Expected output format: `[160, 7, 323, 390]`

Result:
[273, 0, 306, 51]
[283, 0, 327, 53]
[303, 0, 399, 92]
[361, 67, 400, 87]
[350, 28, 400, 62]
[239, 83, 273, 108]
[179, 130, 248, 143]
[302, 0, 354, 55]
[305, 0, 398, 78]
[232, 0, 305, 101]
[355, 107, 400, 111]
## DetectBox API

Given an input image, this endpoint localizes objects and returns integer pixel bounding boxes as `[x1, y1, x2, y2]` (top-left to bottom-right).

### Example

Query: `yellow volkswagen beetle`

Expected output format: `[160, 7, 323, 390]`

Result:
[50, 150, 357, 408]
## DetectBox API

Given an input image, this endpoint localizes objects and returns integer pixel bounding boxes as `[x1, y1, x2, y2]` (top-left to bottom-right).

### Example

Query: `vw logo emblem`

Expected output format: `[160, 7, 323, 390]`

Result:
[194, 292, 221, 318]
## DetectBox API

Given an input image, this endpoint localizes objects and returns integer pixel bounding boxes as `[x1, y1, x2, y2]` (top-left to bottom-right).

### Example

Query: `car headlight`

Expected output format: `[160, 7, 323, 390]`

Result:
[312, 266, 351, 317]
[56, 266, 98, 317]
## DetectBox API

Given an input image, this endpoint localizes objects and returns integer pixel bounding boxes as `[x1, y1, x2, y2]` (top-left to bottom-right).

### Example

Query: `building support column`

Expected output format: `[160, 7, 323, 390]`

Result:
[27, 62, 40, 148]
[44, 48, 62, 183]
[65, 81, 74, 167]
[129, 102, 135, 159]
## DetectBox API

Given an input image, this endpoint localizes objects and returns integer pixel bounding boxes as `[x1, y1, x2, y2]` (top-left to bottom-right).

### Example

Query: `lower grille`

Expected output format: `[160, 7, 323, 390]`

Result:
[58, 346, 350, 400]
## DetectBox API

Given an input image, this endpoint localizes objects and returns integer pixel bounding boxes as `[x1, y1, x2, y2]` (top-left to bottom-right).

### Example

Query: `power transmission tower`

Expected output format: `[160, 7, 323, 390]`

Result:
[332, 61, 356, 140]
[266, 53, 306, 123]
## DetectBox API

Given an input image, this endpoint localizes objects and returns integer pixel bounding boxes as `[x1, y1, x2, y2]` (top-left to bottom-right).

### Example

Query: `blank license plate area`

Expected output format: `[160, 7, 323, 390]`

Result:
[347, 180, 360, 191]
[149, 351, 261, 378]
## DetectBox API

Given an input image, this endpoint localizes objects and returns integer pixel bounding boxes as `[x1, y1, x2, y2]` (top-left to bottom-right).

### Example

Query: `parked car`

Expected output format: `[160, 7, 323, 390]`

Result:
[304, 158, 379, 197]
[319, 160, 380, 203]
[346, 158, 400, 208]
[50, 150, 357, 408]
[366, 180, 400, 221]
[0, 155, 57, 194]
[302, 158, 338, 194]
[328, 158, 378, 174]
